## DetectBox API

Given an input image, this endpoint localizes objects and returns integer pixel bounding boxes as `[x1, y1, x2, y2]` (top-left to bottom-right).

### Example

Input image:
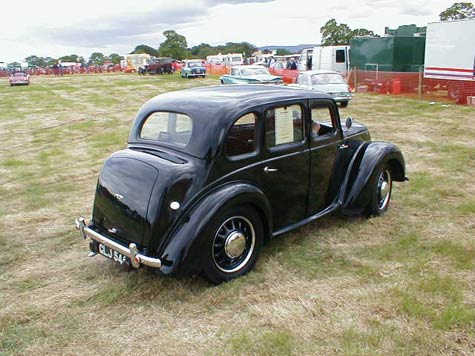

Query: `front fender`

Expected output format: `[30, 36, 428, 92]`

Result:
[158, 182, 272, 276]
[342, 141, 406, 213]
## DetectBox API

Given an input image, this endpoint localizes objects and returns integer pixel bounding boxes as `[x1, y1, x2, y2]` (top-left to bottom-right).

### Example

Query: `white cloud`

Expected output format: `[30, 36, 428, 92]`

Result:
[0, 0, 456, 63]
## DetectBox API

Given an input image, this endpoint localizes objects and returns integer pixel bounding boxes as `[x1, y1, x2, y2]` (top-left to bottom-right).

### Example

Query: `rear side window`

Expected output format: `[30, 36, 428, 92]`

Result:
[225, 113, 257, 157]
[140, 112, 192, 147]
[265, 105, 304, 148]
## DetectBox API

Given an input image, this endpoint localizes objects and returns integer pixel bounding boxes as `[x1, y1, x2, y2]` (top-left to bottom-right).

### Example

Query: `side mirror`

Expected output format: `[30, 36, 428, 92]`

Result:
[345, 117, 353, 130]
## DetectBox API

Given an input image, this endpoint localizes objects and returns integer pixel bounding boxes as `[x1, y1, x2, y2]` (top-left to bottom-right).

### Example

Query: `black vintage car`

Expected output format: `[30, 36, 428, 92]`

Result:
[76, 85, 406, 283]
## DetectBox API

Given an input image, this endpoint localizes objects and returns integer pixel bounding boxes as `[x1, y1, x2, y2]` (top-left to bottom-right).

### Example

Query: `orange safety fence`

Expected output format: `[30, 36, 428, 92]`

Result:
[3, 66, 474, 105]
[346, 70, 475, 106]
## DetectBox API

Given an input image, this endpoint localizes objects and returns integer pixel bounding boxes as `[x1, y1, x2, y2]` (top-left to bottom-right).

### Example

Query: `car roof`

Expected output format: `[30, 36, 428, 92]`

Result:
[140, 85, 329, 116]
[300, 70, 342, 75]
[130, 85, 333, 158]
[232, 65, 267, 70]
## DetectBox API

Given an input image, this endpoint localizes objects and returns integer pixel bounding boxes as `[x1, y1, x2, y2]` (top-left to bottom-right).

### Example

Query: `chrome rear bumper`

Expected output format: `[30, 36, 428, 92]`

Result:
[75, 217, 162, 269]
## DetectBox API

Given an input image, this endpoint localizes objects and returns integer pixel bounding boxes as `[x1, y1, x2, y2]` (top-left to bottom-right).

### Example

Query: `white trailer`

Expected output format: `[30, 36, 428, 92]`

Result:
[424, 19, 475, 103]
[298, 45, 350, 74]
[223, 53, 244, 67]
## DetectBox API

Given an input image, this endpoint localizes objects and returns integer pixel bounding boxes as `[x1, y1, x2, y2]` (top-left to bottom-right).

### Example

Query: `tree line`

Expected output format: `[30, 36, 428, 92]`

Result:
[11, 2, 475, 68]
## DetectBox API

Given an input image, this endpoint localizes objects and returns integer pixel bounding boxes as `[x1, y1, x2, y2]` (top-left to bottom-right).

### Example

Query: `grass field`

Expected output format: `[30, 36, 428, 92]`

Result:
[1, 73, 474, 356]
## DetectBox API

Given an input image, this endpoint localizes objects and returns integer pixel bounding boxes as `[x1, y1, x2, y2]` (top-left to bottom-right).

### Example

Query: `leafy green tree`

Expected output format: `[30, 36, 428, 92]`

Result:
[320, 19, 379, 45]
[131, 44, 159, 57]
[109, 53, 123, 65]
[320, 19, 353, 45]
[352, 28, 379, 37]
[439, 2, 475, 20]
[25, 55, 47, 68]
[159, 30, 189, 59]
[44, 57, 57, 66]
[89, 52, 105, 65]
[58, 54, 83, 63]
[219, 42, 256, 58]
[190, 43, 215, 57]
[275, 48, 292, 56]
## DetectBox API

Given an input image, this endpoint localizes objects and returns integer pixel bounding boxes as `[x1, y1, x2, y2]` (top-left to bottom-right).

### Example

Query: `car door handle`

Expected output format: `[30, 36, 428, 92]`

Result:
[264, 166, 278, 173]
[339, 144, 349, 149]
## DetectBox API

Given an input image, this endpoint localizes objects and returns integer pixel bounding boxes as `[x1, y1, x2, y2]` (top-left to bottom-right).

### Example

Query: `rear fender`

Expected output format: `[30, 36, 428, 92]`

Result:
[158, 183, 272, 276]
[342, 141, 406, 213]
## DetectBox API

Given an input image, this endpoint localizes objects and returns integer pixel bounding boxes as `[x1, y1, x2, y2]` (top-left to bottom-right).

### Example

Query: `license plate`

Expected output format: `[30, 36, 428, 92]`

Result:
[98, 243, 130, 265]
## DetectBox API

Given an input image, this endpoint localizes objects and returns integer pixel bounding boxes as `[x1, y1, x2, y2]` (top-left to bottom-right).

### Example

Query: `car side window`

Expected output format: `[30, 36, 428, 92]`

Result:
[311, 105, 336, 139]
[297, 74, 306, 85]
[265, 104, 304, 148]
[225, 113, 257, 158]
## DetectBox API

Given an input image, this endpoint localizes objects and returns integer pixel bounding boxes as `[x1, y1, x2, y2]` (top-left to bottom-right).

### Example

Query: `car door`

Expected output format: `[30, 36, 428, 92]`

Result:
[259, 101, 310, 231]
[307, 99, 344, 214]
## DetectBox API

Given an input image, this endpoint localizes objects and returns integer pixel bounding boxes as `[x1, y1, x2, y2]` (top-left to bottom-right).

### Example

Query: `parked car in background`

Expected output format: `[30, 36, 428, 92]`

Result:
[290, 70, 352, 107]
[76, 85, 406, 284]
[181, 60, 207, 78]
[140, 57, 174, 75]
[9, 71, 30, 86]
[220, 65, 283, 85]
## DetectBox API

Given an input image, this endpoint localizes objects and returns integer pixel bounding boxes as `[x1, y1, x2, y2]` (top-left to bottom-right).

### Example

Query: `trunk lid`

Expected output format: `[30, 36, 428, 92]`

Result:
[93, 156, 159, 245]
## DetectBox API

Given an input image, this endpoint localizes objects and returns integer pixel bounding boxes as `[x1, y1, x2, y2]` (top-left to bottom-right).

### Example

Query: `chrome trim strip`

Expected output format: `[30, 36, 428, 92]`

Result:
[75, 217, 162, 269]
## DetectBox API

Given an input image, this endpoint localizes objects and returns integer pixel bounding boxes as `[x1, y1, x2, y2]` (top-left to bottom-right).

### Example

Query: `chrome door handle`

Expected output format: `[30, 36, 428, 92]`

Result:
[264, 166, 278, 173]
[339, 144, 349, 149]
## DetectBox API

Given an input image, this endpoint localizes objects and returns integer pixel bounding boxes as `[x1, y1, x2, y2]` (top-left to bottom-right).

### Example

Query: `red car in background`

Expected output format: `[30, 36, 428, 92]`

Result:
[9, 71, 30, 86]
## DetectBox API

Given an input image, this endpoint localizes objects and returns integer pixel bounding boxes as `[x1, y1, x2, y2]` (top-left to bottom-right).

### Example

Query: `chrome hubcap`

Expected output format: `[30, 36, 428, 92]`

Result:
[224, 232, 246, 258]
[212, 216, 255, 273]
[377, 169, 392, 210]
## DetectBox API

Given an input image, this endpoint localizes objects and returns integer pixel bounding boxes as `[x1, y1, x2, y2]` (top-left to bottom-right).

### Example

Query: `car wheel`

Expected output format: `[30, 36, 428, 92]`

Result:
[220, 80, 224, 84]
[367, 164, 392, 217]
[202, 205, 263, 284]
[340, 101, 349, 108]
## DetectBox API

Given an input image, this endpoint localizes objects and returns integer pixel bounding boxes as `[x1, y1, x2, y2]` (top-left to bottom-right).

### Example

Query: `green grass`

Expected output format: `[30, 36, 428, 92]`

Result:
[0, 73, 474, 355]
[227, 329, 297, 356]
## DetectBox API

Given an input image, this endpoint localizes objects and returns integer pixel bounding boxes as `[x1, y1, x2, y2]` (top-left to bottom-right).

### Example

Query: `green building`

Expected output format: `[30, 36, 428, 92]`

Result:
[350, 25, 426, 72]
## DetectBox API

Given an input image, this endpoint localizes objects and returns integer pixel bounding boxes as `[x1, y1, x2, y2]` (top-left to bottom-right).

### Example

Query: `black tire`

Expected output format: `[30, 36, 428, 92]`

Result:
[201, 205, 263, 284]
[366, 163, 392, 217]
[340, 101, 349, 108]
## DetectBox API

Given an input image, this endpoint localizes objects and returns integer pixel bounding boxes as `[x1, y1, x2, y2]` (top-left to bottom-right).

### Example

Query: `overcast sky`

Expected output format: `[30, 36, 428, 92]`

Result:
[0, 0, 455, 63]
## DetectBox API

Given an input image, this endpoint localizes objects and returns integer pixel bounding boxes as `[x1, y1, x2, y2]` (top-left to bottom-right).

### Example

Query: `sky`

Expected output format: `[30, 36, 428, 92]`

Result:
[0, 0, 456, 63]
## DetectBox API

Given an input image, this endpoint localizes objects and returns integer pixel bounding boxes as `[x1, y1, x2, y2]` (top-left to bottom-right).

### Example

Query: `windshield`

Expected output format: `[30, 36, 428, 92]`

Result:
[187, 61, 202, 68]
[241, 67, 270, 76]
[140, 112, 192, 148]
[311, 73, 345, 85]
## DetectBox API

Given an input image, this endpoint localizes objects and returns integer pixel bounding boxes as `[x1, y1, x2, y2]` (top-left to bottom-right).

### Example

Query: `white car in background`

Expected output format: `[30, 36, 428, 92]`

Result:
[291, 70, 352, 107]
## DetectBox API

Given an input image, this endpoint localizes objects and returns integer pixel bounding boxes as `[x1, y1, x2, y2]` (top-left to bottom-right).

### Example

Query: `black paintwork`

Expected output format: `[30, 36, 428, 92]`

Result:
[89, 85, 406, 276]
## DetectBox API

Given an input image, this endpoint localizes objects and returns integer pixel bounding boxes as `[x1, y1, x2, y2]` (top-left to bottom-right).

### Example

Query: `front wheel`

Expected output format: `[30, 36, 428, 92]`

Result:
[202, 205, 263, 284]
[340, 101, 349, 108]
[366, 164, 392, 217]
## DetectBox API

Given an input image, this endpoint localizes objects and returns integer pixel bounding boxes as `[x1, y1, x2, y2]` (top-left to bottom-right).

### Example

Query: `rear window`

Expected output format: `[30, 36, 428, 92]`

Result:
[140, 112, 192, 147]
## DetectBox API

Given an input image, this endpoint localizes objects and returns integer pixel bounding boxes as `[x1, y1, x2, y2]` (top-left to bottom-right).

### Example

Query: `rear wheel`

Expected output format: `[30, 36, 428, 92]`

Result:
[366, 164, 392, 217]
[202, 205, 263, 284]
